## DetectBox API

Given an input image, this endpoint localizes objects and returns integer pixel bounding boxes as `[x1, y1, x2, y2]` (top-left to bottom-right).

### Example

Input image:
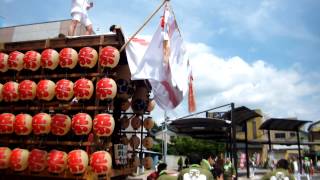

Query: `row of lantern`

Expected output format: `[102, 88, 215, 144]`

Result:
[0, 113, 115, 137]
[120, 134, 154, 150]
[0, 46, 120, 72]
[0, 148, 112, 175]
[0, 78, 116, 102]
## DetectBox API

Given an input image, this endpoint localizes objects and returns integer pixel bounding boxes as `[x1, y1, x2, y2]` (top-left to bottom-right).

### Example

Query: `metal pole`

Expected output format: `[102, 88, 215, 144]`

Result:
[296, 130, 302, 174]
[163, 111, 168, 163]
[268, 130, 272, 151]
[231, 103, 238, 178]
[245, 122, 250, 178]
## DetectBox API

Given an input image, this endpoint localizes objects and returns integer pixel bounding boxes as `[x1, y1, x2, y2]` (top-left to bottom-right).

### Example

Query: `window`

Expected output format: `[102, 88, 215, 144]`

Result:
[275, 133, 286, 139]
[290, 132, 296, 137]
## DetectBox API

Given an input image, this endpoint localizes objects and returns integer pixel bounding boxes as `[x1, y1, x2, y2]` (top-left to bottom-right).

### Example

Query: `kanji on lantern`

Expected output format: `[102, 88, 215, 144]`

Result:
[18, 80, 37, 101]
[10, 148, 29, 171]
[2, 81, 19, 102]
[14, 114, 32, 135]
[0, 52, 9, 73]
[47, 150, 67, 174]
[8, 51, 24, 71]
[55, 79, 74, 101]
[32, 113, 51, 135]
[90, 151, 112, 176]
[99, 46, 120, 68]
[78, 47, 98, 68]
[67, 150, 88, 175]
[71, 113, 92, 135]
[41, 49, 59, 70]
[96, 78, 117, 100]
[28, 149, 47, 172]
[36, 80, 56, 101]
[0, 113, 15, 134]
[93, 113, 115, 137]
[59, 48, 78, 69]
[23, 50, 41, 71]
[0, 147, 11, 169]
[51, 114, 71, 136]
[74, 78, 94, 100]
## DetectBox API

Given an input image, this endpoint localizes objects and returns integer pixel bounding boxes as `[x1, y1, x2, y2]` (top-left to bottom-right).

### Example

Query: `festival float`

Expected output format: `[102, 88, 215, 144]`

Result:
[0, 26, 156, 180]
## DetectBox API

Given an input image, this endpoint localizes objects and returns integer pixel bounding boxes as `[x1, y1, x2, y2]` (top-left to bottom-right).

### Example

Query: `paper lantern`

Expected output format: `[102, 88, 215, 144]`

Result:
[59, 48, 78, 69]
[67, 150, 88, 175]
[114, 65, 132, 99]
[78, 47, 98, 68]
[143, 117, 154, 130]
[90, 151, 112, 176]
[47, 150, 67, 174]
[8, 51, 24, 71]
[55, 79, 74, 101]
[14, 113, 32, 135]
[36, 80, 56, 101]
[0, 83, 3, 102]
[143, 157, 153, 170]
[72, 113, 92, 135]
[0, 147, 11, 169]
[32, 113, 51, 135]
[129, 135, 140, 149]
[131, 86, 148, 114]
[93, 113, 115, 137]
[120, 99, 131, 112]
[10, 148, 29, 171]
[142, 137, 154, 149]
[120, 116, 129, 130]
[146, 99, 156, 112]
[0, 113, 15, 134]
[99, 46, 120, 68]
[2, 81, 19, 102]
[28, 149, 47, 172]
[73, 78, 94, 100]
[41, 49, 59, 70]
[96, 78, 117, 100]
[18, 80, 37, 100]
[0, 52, 9, 72]
[132, 156, 140, 167]
[51, 114, 71, 136]
[120, 135, 129, 145]
[23, 50, 41, 71]
[131, 115, 141, 130]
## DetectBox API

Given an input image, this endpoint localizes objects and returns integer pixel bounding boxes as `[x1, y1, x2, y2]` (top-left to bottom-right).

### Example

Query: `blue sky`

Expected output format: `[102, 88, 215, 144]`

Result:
[1, 0, 320, 123]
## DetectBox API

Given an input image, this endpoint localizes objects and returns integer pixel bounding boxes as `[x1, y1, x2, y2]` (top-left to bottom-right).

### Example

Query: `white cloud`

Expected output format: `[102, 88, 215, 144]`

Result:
[152, 41, 320, 123]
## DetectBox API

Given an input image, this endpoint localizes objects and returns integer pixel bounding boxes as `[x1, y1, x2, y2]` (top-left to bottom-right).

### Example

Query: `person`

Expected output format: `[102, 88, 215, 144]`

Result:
[261, 159, 295, 180]
[147, 162, 167, 180]
[109, 24, 117, 33]
[214, 167, 224, 180]
[178, 153, 214, 180]
[292, 157, 301, 180]
[249, 156, 256, 177]
[200, 152, 215, 172]
[223, 158, 235, 180]
[303, 157, 311, 180]
[68, 0, 93, 36]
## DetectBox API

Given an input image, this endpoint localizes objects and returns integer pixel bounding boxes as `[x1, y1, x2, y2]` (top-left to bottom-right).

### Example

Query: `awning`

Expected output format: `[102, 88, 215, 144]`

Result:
[223, 106, 262, 125]
[260, 118, 311, 131]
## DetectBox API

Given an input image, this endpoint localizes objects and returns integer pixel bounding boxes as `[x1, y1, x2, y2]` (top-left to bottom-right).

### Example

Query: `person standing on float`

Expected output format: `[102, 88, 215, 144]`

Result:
[68, 0, 93, 36]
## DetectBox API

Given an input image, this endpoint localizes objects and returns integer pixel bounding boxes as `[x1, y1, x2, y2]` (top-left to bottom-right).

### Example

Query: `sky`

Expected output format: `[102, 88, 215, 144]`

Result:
[1, 0, 320, 124]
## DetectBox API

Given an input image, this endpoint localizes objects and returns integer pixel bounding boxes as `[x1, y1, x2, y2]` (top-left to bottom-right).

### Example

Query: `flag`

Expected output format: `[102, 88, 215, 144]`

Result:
[126, 3, 190, 110]
[188, 61, 196, 112]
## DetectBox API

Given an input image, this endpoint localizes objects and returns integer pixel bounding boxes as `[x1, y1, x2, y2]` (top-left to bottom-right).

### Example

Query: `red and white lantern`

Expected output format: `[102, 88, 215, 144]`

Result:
[10, 148, 29, 171]
[96, 78, 117, 100]
[72, 113, 92, 135]
[0, 113, 15, 134]
[121, 135, 129, 145]
[51, 114, 71, 136]
[59, 48, 78, 69]
[78, 47, 98, 68]
[74, 78, 94, 100]
[93, 113, 115, 137]
[18, 80, 37, 101]
[47, 150, 67, 174]
[2, 81, 19, 102]
[23, 50, 41, 71]
[0, 52, 9, 72]
[41, 49, 59, 70]
[143, 117, 154, 130]
[36, 79, 56, 101]
[67, 149, 88, 175]
[99, 46, 120, 68]
[90, 151, 112, 176]
[14, 114, 32, 135]
[131, 115, 141, 130]
[143, 157, 153, 170]
[8, 51, 24, 71]
[28, 149, 47, 172]
[0, 147, 11, 169]
[142, 137, 154, 149]
[32, 113, 51, 135]
[0, 83, 3, 102]
[55, 79, 74, 101]
[120, 116, 130, 130]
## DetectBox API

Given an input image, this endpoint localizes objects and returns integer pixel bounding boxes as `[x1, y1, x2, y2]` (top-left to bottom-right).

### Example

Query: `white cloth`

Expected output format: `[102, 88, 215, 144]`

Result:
[71, 12, 92, 26]
[71, 0, 90, 15]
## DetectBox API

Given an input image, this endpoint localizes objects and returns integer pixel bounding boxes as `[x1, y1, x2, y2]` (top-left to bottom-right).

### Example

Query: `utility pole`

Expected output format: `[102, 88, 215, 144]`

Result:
[163, 111, 168, 163]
